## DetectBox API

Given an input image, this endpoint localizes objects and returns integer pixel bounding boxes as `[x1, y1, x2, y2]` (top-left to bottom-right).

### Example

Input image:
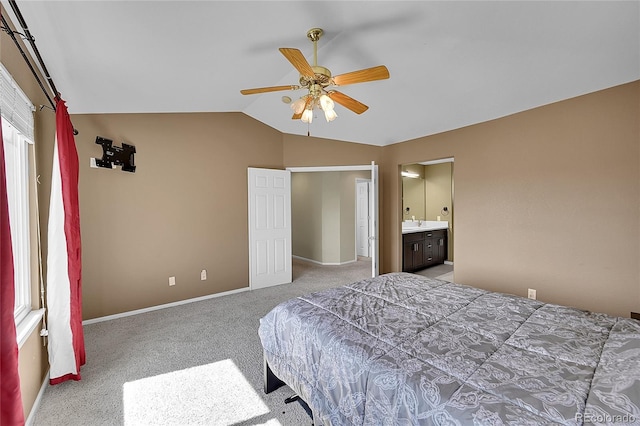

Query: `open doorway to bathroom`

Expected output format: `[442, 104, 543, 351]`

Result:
[401, 158, 454, 282]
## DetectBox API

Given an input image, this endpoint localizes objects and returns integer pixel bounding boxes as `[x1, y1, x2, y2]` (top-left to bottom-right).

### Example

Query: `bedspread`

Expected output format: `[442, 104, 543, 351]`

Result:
[258, 273, 640, 425]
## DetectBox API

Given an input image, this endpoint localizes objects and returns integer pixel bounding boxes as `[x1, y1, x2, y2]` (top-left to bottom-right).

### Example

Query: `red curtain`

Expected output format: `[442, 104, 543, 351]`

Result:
[0, 116, 25, 425]
[47, 97, 85, 384]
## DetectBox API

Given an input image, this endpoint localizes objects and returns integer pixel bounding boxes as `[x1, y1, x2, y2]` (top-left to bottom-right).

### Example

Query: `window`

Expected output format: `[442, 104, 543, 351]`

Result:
[2, 120, 32, 325]
[1, 62, 42, 348]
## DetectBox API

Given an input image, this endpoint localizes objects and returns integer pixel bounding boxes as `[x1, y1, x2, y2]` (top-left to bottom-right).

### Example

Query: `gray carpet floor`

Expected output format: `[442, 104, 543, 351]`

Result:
[31, 259, 454, 426]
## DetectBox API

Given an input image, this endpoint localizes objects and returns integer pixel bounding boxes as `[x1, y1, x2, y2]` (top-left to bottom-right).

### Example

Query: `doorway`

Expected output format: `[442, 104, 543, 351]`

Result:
[248, 163, 379, 291]
[401, 158, 454, 280]
[288, 164, 379, 278]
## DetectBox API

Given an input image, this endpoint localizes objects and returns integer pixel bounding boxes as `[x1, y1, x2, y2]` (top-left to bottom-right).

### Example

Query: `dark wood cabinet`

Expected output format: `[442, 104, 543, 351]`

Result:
[402, 229, 447, 272]
[403, 232, 424, 272]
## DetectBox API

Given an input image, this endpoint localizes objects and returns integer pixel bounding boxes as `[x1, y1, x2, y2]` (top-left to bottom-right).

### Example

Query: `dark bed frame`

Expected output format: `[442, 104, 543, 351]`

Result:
[263, 356, 285, 394]
[264, 354, 314, 420]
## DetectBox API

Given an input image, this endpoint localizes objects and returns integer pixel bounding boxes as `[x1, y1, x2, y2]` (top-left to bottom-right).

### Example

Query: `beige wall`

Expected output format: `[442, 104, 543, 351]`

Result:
[321, 173, 341, 263]
[18, 329, 48, 421]
[71, 112, 282, 319]
[282, 133, 382, 168]
[292, 171, 370, 264]
[424, 162, 453, 260]
[340, 171, 371, 263]
[291, 172, 323, 261]
[382, 81, 639, 318]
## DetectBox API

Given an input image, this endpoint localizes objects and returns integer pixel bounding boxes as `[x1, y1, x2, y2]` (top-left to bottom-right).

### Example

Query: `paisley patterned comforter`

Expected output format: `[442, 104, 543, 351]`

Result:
[258, 273, 640, 425]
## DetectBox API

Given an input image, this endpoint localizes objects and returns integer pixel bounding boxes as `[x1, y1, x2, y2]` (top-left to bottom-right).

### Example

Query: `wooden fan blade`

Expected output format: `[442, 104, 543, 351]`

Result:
[240, 85, 298, 95]
[328, 91, 369, 114]
[292, 97, 313, 120]
[332, 65, 390, 86]
[279, 48, 315, 78]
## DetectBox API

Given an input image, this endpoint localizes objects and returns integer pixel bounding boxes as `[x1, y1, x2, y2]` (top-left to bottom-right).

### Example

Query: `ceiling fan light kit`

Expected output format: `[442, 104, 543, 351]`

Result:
[291, 92, 337, 123]
[241, 27, 389, 125]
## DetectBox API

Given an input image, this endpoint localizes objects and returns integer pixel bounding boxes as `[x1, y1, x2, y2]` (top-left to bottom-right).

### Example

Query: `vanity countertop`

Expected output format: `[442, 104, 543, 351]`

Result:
[402, 221, 448, 234]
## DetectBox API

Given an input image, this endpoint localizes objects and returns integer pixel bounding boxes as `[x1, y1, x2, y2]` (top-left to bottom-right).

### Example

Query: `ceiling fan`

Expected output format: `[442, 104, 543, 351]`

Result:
[240, 28, 390, 123]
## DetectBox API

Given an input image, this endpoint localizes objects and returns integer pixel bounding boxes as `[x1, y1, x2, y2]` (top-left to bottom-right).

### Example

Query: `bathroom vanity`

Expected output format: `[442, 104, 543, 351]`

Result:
[402, 221, 448, 272]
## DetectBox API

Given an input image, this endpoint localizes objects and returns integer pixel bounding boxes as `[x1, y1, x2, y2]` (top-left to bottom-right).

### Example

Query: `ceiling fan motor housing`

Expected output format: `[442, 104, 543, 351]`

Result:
[299, 65, 332, 88]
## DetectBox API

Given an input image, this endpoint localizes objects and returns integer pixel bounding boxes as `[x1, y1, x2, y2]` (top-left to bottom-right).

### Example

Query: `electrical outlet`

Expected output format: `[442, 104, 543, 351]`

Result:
[169, 276, 176, 286]
[527, 288, 537, 300]
[200, 269, 207, 281]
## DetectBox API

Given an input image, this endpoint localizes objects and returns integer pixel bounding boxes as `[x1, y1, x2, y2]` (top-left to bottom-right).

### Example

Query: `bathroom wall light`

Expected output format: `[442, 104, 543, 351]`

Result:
[401, 170, 419, 178]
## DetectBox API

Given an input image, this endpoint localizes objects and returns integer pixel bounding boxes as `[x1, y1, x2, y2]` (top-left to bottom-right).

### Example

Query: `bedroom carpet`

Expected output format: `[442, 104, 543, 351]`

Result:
[30, 258, 373, 426]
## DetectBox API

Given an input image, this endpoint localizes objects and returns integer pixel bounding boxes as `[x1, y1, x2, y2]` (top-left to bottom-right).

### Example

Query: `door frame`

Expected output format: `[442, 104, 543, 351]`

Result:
[287, 162, 379, 278]
[355, 178, 371, 258]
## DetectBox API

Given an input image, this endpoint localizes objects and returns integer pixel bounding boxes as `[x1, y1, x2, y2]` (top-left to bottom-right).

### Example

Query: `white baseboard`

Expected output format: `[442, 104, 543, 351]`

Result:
[82, 287, 250, 325]
[444, 261, 454, 265]
[292, 255, 357, 266]
[25, 369, 49, 426]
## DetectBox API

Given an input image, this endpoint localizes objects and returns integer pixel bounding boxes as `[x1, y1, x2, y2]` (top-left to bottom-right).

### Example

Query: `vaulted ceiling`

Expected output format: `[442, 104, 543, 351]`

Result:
[2, 1, 638, 146]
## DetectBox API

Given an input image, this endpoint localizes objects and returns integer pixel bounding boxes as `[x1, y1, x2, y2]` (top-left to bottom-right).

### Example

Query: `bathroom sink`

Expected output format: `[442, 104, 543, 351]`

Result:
[402, 226, 423, 232]
[402, 221, 449, 233]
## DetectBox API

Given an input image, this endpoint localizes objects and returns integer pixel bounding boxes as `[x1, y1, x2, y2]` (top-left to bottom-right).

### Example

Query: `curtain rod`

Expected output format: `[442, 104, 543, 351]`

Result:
[0, 13, 55, 110]
[2, 1, 78, 134]
[8, 0, 59, 103]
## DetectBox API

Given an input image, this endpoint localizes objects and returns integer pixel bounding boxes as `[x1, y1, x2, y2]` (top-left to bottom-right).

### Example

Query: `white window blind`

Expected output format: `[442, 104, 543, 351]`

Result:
[0, 62, 35, 141]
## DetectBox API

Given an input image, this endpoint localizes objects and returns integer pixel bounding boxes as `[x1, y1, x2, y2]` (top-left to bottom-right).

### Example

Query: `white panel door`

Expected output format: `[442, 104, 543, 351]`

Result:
[356, 180, 370, 257]
[248, 168, 292, 289]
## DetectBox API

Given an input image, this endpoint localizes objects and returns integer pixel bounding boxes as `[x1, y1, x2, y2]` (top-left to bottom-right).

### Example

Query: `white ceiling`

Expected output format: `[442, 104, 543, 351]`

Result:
[3, 1, 639, 146]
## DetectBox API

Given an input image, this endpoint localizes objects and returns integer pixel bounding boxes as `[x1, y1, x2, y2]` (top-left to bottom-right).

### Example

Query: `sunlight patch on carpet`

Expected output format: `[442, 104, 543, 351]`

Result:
[123, 359, 270, 425]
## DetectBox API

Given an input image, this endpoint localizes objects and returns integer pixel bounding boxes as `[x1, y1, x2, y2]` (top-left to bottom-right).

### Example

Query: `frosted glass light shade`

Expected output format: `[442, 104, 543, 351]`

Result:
[324, 109, 337, 122]
[319, 94, 334, 111]
[291, 98, 306, 114]
[301, 108, 313, 123]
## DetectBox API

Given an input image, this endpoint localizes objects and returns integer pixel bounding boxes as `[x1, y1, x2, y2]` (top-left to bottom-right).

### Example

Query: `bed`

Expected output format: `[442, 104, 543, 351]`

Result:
[258, 272, 640, 425]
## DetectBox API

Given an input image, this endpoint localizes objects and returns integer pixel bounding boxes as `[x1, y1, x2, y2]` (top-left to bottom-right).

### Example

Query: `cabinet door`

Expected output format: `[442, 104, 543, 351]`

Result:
[412, 241, 424, 270]
[403, 240, 415, 271]
[403, 232, 425, 272]
[436, 236, 447, 264]
[404, 240, 421, 272]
